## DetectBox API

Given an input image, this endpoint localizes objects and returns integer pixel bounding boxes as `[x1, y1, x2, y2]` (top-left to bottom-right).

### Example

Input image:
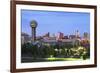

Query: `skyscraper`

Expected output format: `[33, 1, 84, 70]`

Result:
[83, 32, 89, 39]
[75, 30, 80, 38]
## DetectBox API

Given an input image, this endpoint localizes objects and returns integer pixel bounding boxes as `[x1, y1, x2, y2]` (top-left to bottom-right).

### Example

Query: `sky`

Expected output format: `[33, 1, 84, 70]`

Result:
[21, 9, 90, 37]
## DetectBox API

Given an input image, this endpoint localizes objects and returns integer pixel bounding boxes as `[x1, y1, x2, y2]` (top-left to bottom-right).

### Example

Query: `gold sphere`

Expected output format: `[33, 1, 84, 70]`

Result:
[30, 20, 38, 28]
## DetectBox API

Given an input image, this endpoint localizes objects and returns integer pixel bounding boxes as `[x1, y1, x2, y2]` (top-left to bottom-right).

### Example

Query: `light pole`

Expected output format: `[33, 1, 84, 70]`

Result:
[30, 20, 38, 42]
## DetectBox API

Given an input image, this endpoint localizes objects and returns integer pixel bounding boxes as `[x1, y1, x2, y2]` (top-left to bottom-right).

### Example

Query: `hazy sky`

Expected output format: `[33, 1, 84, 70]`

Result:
[21, 9, 90, 37]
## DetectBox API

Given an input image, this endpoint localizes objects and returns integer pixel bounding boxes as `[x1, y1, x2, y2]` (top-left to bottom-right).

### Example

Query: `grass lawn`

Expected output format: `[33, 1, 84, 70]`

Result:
[46, 57, 83, 61]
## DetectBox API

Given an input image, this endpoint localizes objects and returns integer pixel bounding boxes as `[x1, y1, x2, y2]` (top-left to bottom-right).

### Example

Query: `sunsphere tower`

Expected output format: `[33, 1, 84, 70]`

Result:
[30, 20, 38, 42]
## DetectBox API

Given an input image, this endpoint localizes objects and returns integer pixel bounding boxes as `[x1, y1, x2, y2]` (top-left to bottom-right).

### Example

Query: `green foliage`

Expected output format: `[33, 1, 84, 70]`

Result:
[21, 41, 90, 61]
[21, 43, 33, 55]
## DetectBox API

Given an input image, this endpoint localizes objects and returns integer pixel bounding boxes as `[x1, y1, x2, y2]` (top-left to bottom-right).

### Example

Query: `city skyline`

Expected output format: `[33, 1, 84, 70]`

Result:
[21, 9, 90, 37]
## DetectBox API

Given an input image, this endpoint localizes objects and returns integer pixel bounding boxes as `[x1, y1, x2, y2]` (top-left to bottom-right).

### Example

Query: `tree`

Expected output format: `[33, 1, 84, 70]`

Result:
[21, 43, 34, 58]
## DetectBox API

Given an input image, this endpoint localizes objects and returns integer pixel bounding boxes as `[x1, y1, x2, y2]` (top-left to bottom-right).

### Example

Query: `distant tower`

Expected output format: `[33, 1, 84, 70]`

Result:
[83, 32, 89, 39]
[30, 20, 38, 42]
[75, 30, 80, 38]
[45, 32, 50, 37]
[57, 32, 64, 41]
